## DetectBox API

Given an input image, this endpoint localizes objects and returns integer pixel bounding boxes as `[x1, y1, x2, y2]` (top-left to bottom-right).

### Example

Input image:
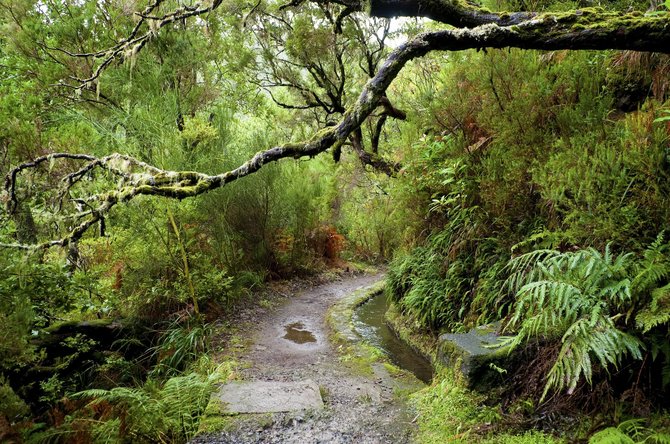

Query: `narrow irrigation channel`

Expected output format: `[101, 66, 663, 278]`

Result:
[353, 293, 434, 384]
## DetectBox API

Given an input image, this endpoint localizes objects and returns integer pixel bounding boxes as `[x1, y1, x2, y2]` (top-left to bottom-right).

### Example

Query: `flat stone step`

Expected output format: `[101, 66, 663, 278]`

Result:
[213, 380, 324, 414]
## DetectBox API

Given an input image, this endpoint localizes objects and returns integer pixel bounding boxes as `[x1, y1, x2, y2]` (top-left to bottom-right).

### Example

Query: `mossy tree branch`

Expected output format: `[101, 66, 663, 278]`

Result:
[4, 4, 670, 249]
[367, 0, 536, 27]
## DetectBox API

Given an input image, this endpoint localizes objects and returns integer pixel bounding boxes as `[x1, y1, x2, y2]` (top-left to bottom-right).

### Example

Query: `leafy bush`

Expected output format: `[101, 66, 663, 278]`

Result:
[0, 376, 29, 422]
[149, 319, 213, 378]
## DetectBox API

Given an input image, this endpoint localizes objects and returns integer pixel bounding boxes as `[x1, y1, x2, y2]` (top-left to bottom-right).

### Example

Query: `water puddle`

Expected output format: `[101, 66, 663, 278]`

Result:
[283, 322, 317, 344]
[353, 294, 434, 384]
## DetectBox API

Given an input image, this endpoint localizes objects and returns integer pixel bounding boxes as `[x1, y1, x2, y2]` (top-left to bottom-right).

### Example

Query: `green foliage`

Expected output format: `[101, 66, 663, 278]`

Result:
[633, 235, 670, 334]
[413, 372, 562, 443]
[150, 319, 212, 378]
[386, 138, 511, 331]
[0, 255, 74, 326]
[413, 374, 493, 443]
[589, 419, 670, 444]
[0, 376, 29, 421]
[655, 110, 670, 122]
[337, 171, 408, 261]
[59, 369, 226, 443]
[504, 238, 670, 398]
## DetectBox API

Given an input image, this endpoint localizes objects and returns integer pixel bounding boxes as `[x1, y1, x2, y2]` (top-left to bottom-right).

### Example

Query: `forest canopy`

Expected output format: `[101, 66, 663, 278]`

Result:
[2, 0, 669, 249]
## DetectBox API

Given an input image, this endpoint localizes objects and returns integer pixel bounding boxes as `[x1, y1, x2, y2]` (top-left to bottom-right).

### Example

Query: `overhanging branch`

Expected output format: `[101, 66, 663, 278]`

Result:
[5, 17, 670, 249]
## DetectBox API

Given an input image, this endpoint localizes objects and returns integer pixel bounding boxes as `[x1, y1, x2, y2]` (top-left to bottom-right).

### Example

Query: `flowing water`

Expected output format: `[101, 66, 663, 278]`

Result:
[353, 294, 433, 384]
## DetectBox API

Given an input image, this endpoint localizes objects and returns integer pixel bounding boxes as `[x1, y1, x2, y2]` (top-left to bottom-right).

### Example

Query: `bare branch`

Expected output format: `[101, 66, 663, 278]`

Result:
[57, 0, 223, 90]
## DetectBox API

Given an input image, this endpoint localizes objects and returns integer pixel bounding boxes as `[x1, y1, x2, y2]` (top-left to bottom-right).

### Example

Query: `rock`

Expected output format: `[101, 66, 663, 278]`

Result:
[437, 322, 512, 391]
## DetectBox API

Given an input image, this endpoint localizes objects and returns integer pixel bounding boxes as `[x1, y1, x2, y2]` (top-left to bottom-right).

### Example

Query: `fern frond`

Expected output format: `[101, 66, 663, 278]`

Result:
[588, 426, 635, 444]
[69, 388, 111, 400]
[543, 318, 642, 399]
[647, 432, 670, 444]
[636, 283, 670, 333]
[632, 233, 670, 295]
[618, 418, 648, 440]
[504, 249, 559, 293]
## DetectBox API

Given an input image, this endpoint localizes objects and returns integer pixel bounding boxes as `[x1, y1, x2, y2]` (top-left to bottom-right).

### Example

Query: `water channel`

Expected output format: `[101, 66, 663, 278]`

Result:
[352, 293, 434, 384]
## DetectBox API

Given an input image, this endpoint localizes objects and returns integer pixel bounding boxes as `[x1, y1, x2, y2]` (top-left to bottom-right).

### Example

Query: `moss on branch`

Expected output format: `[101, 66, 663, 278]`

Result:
[4, 9, 669, 250]
[367, 0, 670, 52]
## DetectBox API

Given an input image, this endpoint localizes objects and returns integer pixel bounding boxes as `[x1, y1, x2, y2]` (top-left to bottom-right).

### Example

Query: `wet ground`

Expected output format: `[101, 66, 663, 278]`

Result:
[192, 273, 421, 444]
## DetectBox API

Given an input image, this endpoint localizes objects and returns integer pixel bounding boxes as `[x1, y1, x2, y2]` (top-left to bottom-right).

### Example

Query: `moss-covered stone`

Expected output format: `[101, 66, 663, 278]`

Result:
[437, 323, 515, 391]
[196, 397, 237, 435]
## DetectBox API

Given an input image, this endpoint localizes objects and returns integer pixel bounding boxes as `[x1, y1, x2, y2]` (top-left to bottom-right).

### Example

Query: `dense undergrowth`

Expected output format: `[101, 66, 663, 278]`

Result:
[386, 30, 670, 444]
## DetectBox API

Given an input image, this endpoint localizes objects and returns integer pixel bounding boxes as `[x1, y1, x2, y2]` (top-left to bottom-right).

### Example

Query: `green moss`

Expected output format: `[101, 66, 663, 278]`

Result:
[480, 431, 565, 443]
[309, 126, 336, 143]
[196, 400, 237, 435]
[327, 282, 382, 375]
[326, 281, 426, 386]
[413, 372, 563, 443]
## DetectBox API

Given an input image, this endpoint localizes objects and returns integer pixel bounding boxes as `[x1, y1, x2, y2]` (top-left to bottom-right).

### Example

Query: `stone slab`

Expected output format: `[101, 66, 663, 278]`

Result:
[214, 380, 324, 413]
[438, 322, 513, 390]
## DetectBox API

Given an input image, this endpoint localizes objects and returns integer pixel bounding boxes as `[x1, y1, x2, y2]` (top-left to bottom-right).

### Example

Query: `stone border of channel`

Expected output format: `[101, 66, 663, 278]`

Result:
[326, 279, 428, 390]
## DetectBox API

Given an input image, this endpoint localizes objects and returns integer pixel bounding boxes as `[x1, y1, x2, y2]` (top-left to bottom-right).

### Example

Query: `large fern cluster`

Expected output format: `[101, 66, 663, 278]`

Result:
[387, 157, 512, 331]
[505, 235, 670, 399]
[37, 369, 226, 443]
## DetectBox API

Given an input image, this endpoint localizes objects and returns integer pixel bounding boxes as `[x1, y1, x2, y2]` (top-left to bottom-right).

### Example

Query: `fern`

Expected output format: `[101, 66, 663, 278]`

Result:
[505, 235, 670, 399]
[589, 427, 635, 444]
[636, 284, 670, 333]
[647, 432, 670, 444]
[69, 369, 225, 443]
[589, 419, 670, 444]
[544, 318, 641, 398]
[504, 249, 560, 295]
[632, 232, 670, 300]
[506, 244, 644, 399]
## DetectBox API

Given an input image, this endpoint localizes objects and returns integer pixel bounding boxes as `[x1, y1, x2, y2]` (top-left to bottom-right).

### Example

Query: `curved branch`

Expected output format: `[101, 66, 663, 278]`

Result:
[58, 0, 223, 90]
[371, 114, 387, 154]
[5, 16, 670, 249]
[368, 0, 670, 52]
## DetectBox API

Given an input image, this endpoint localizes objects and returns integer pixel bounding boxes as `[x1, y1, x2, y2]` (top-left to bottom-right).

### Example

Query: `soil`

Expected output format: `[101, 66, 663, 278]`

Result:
[192, 272, 421, 444]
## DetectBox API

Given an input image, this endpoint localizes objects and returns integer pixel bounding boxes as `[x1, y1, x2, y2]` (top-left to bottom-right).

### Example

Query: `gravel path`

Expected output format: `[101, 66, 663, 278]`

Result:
[192, 273, 420, 444]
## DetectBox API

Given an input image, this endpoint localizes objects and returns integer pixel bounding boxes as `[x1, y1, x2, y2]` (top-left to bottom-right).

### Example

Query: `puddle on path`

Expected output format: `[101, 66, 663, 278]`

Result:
[283, 322, 317, 344]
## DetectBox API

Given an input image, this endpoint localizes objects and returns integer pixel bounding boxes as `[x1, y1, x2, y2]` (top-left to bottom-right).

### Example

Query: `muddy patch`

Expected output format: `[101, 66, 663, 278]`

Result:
[283, 322, 317, 344]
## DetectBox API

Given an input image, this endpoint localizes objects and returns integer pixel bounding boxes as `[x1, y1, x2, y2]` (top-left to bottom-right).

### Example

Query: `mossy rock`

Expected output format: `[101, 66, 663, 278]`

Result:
[438, 322, 514, 391]
[196, 395, 236, 435]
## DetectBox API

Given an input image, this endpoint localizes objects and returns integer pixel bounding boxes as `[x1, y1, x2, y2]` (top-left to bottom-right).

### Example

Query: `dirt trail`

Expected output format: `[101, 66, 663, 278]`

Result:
[193, 273, 420, 444]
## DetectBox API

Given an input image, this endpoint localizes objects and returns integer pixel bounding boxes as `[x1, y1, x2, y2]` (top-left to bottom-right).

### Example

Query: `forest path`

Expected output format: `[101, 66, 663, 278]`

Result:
[193, 273, 421, 443]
